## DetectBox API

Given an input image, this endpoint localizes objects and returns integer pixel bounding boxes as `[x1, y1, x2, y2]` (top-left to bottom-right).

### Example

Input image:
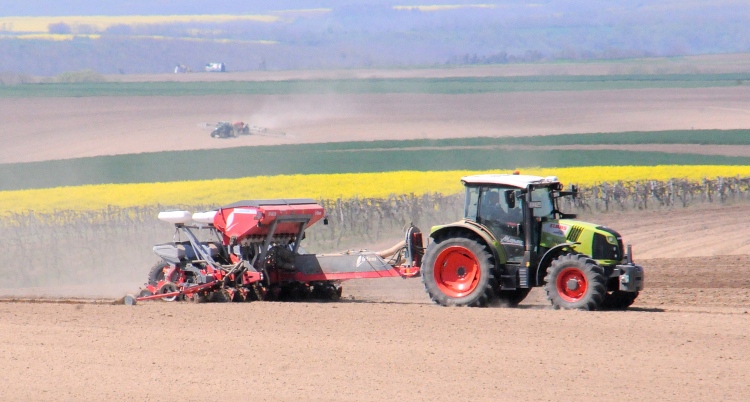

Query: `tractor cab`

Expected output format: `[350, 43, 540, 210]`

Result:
[462, 174, 571, 265]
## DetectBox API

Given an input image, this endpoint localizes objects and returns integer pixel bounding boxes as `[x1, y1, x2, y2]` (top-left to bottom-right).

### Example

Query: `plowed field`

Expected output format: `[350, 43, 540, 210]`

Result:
[3, 86, 750, 163]
[2, 205, 750, 401]
[1, 79, 749, 400]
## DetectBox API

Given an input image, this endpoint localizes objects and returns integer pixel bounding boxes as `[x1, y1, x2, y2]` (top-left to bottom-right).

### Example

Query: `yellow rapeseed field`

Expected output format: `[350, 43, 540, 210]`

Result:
[393, 5, 498, 11]
[0, 33, 277, 44]
[0, 15, 277, 34]
[0, 165, 748, 215]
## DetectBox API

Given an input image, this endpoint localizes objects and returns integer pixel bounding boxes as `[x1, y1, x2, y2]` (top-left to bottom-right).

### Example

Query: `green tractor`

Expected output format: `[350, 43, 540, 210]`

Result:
[421, 174, 644, 310]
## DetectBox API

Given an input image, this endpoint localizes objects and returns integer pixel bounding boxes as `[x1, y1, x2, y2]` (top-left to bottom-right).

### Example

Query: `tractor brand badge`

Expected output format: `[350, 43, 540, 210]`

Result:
[549, 223, 568, 231]
[545, 223, 568, 237]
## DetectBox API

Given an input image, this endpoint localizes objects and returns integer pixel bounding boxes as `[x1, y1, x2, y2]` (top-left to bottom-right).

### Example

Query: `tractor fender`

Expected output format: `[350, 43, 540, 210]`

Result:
[536, 242, 580, 286]
[430, 220, 508, 265]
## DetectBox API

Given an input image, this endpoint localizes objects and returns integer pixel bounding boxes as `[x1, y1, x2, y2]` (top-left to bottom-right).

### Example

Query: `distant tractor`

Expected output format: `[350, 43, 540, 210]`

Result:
[421, 174, 644, 310]
[210, 121, 250, 138]
[210, 122, 235, 138]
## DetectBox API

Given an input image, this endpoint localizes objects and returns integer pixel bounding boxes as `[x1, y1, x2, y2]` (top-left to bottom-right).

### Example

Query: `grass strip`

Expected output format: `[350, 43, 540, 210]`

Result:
[1, 74, 749, 97]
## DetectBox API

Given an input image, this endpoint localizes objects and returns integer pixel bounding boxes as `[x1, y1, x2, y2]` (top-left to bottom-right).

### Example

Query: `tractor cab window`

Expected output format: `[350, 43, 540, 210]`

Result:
[478, 187, 523, 226]
[464, 186, 480, 220]
[530, 187, 555, 219]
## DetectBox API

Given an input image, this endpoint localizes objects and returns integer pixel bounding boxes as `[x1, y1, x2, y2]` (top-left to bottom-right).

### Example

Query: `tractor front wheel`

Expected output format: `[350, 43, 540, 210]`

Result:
[544, 254, 606, 310]
[421, 234, 497, 307]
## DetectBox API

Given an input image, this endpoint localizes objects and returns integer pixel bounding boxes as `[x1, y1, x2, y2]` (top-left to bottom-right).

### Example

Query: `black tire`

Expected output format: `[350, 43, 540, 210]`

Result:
[421, 232, 497, 307]
[157, 282, 179, 302]
[600, 291, 639, 310]
[495, 288, 531, 307]
[209, 289, 232, 303]
[190, 292, 209, 304]
[544, 254, 606, 310]
[147, 261, 170, 286]
[310, 282, 341, 302]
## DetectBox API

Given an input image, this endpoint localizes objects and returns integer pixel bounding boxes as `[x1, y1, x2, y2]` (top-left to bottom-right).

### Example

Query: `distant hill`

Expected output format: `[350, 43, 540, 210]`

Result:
[1, 0, 749, 76]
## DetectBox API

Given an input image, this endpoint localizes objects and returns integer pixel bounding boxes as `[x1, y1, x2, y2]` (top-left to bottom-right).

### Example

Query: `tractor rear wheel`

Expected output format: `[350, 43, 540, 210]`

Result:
[495, 288, 531, 307]
[600, 291, 639, 310]
[421, 233, 497, 307]
[544, 254, 606, 310]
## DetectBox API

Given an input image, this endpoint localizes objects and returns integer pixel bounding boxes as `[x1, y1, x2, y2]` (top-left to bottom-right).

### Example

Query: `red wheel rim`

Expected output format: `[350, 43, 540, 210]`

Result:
[556, 267, 588, 302]
[433, 246, 481, 298]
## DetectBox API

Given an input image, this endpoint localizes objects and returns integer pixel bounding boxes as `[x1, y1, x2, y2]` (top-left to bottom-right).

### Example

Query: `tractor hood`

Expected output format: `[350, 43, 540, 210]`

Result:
[541, 219, 625, 265]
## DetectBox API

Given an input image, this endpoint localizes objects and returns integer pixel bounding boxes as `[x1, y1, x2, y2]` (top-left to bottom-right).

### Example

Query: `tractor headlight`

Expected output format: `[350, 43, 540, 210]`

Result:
[606, 235, 617, 245]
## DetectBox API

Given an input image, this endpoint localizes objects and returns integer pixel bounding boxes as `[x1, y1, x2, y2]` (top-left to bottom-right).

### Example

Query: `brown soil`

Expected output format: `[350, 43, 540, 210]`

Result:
[3, 87, 750, 163]
[2, 258, 749, 401]
[3, 204, 750, 400]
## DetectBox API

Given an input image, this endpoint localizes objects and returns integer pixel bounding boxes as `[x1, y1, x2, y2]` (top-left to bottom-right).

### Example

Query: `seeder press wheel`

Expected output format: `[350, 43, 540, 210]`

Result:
[157, 282, 180, 302]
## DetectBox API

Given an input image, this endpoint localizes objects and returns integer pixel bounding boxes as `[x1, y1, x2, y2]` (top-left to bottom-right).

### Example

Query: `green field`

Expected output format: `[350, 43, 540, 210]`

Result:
[288, 130, 750, 150]
[1, 74, 749, 97]
[2, 130, 750, 191]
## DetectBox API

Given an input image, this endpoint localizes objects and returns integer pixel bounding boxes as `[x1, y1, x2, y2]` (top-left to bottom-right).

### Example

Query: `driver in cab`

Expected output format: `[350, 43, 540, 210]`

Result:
[481, 190, 523, 237]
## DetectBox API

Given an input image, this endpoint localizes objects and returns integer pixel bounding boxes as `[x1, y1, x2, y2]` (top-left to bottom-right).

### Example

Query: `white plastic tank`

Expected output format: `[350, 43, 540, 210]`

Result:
[157, 210, 192, 224]
[192, 211, 217, 225]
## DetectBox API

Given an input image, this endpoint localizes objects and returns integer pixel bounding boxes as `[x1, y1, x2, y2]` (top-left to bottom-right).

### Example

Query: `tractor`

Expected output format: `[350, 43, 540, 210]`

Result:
[210, 122, 236, 139]
[209, 122, 251, 139]
[421, 173, 644, 310]
[128, 174, 642, 310]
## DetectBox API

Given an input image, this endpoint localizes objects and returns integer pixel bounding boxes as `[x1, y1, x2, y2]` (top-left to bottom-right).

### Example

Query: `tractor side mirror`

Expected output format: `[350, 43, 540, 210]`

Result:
[504, 190, 516, 209]
[558, 185, 579, 199]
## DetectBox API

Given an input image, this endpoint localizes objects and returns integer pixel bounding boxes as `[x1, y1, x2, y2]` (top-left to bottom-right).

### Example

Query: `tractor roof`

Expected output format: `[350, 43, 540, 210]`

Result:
[461, 174, 559, 189]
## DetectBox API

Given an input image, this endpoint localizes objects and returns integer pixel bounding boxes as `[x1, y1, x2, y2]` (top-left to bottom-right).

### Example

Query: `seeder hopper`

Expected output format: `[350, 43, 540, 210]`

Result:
[126, 199, 422, 305]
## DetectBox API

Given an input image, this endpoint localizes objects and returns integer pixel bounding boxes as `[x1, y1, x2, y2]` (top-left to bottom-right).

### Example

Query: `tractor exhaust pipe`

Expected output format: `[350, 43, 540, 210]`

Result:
[627, 244, 633, 265]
